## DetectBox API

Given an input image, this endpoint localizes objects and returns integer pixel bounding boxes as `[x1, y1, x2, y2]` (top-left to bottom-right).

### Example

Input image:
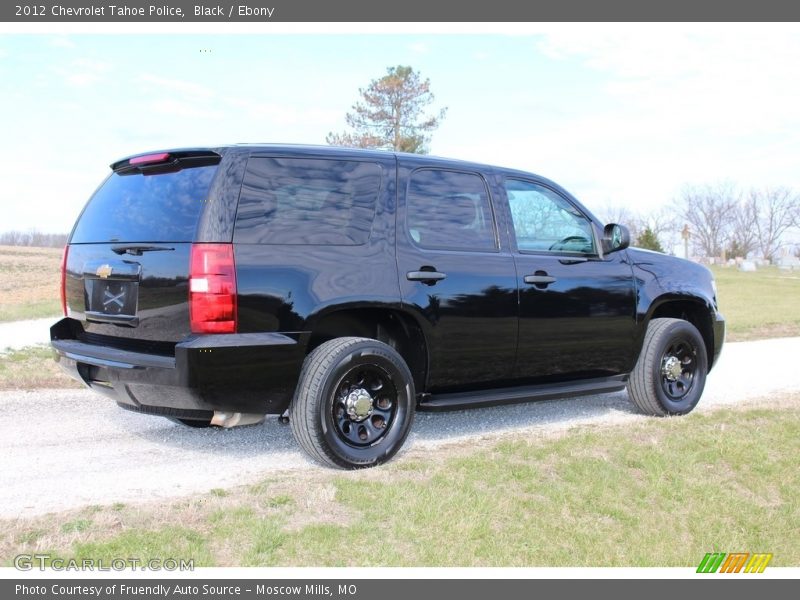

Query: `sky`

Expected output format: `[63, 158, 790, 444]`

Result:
[2, 24, 800, 233]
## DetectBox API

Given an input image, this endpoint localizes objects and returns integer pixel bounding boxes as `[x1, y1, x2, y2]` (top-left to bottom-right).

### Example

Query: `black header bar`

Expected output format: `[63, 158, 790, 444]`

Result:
[3, 0, 800, 22]
[4, 578, 797, 600]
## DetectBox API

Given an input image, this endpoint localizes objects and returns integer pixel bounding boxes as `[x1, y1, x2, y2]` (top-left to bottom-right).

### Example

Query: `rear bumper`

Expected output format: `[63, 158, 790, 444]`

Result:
[50, 318, 305, 417]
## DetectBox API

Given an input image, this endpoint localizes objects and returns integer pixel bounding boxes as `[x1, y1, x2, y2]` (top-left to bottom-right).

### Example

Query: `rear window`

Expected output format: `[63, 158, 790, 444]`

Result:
[234, 157, 382, 245]
[70, 165, 218, 243]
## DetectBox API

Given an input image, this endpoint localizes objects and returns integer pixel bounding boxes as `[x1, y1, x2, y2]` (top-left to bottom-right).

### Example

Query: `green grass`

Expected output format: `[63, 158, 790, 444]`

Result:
[711, 265, 800, 341]
[73, 527, 215, 567]
[0, 345, 81, 391]
[0, 299, 60, 322]
[3, 402, 798, 567]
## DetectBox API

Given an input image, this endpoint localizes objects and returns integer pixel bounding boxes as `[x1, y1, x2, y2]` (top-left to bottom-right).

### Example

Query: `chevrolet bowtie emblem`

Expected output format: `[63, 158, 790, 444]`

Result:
[96, 264, 113, 279]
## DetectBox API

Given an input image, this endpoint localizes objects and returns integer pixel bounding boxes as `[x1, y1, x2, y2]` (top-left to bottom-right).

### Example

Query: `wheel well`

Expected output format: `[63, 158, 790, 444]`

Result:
[651, 300, 716, 368]
[307, 309, 428, 392]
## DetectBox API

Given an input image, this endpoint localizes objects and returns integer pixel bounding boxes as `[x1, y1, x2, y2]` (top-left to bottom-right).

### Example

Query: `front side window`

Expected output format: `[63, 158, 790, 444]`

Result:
[505, 179, 596, 255]
[234, 157, 382, 245]
[406, 169, 497, 251]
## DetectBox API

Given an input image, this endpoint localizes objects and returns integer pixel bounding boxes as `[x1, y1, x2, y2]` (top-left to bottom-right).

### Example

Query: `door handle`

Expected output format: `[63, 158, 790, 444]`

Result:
[524, 274, 557, 285]
[407, 270, 447, 284]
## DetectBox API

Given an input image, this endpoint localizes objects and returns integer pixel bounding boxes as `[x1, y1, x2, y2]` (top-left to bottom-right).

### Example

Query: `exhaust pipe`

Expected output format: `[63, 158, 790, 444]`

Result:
[211, 411, 265, 428]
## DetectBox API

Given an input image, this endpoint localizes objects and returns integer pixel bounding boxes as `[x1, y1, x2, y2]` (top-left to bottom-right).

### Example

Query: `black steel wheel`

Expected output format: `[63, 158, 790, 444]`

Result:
[331, 364, 399, 448]
[289, 337, 415, 469]
[659, 339, 698, 401]
[628, 318, 708, 416]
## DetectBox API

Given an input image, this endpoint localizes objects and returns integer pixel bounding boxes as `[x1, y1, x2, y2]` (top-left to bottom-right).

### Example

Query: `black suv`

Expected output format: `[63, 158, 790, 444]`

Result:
[51, 145, 725, 468]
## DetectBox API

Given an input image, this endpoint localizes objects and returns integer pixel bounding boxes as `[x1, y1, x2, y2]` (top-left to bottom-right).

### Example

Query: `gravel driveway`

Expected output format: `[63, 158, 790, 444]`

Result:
[1, 337, 798, 518]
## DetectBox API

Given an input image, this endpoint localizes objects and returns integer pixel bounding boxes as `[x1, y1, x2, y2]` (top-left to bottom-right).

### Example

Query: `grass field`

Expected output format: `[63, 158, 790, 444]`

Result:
[0, 245, 61, 322]
[1, 399, 797, 567]
[711, 265, 800, 341]
[0, 346, 80, 390]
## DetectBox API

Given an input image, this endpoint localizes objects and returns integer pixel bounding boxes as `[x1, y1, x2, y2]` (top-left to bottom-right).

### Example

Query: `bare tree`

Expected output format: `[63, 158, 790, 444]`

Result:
[595, 204, 678, 253]
[751, 187, 798, 261]
[0, 230, 68, 248]
[682, 183, 738, 257]
[595, 203, 637, 228]
[642, 207, 679, 254]
[728, 194, 759, 258]
[594, 204, 643, 243]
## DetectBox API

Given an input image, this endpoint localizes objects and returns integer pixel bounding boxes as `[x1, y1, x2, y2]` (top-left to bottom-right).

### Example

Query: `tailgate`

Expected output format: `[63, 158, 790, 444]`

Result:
[64, 243, 193, 344]
[63, 151, 222, 346]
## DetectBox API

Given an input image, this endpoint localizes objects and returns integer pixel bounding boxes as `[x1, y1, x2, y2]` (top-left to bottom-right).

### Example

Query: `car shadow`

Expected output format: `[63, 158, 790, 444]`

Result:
[119, 390, 637, 460]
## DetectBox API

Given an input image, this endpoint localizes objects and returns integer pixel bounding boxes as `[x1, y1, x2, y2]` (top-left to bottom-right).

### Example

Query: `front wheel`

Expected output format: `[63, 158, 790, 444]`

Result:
[289, 337, 416, 469]
[627, 318, 708, 416]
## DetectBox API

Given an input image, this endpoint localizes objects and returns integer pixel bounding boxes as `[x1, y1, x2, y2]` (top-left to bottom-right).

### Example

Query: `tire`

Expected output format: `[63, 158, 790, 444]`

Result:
[627, 318, 708, 416]
[289, 337, 416, 469]
[168, 417, 214, 428]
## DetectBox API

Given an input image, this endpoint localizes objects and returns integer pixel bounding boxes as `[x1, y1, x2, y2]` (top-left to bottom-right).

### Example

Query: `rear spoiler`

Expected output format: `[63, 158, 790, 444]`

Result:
[111, 149, 221, 175]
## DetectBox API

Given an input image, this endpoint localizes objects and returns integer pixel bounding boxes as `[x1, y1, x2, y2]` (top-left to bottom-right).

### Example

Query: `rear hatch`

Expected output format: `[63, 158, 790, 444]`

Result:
[63, 150, 223, 350]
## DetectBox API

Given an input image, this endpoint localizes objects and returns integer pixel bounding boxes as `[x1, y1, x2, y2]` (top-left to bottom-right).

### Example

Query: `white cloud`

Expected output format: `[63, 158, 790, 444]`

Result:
[518, 26, 800, 210]
[409, 41, 429, 54]
[223, 97, 340, 126]
[149, 98, 223, 119]
[537, 27, 800, 137]
[138, 73, 216, 98]
[49, 36, 76, 49]
[56, 58, 110, 87]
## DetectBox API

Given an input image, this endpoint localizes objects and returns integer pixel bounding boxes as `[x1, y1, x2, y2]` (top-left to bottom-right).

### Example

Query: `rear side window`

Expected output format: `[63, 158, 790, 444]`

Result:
[71, 165, 218, 243]
[234, 157, 382, 245]
[406, 169, 497, 251]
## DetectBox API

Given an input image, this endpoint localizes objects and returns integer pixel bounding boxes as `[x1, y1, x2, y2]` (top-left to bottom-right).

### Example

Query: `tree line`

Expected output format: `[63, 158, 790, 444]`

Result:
[600, 184, 800, 259]
[0, 230, 69, 248]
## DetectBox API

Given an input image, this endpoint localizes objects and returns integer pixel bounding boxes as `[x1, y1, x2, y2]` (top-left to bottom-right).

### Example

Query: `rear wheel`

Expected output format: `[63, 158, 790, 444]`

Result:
[627, 318, 708, 416]
[289, 337, 415, 469]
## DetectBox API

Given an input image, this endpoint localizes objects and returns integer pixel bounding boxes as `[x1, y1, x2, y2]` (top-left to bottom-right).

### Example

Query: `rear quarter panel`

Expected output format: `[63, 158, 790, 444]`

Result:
[231, 150, 401, 336]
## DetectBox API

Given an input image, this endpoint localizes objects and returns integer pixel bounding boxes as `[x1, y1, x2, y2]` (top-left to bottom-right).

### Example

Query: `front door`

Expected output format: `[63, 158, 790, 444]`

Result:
[502, 178, 638, 383]
[397, 165, 518, 392]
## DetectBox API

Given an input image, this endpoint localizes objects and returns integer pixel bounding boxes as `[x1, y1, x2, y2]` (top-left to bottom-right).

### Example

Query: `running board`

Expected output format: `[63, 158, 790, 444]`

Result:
[418, 376, 627, 412]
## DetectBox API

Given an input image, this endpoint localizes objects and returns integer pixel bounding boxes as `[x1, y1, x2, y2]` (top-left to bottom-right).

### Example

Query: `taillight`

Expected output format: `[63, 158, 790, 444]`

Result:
[60, 245, 69, 316]
[189, 243, 237, 334]
[129, 152, 171, 166]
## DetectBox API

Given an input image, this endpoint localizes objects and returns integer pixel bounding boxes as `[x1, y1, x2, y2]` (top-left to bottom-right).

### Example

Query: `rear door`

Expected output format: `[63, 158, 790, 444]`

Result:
[501, 177, 637, 382]
[64, 151, 223, 345]
[397, 163, 518, 392]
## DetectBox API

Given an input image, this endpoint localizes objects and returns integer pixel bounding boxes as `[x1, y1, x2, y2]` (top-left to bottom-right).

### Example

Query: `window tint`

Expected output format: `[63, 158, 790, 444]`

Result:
[71, 165, 218, 243]
[406, 169, 496, 251]
[234, 158, 382, 245]
[506, 179, 596, 254]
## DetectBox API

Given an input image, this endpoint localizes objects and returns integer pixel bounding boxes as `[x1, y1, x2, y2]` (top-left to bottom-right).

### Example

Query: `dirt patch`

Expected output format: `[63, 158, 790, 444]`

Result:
[0, 246, 61, 305]
[728, 323, 800, 342]
[0, 246, 62, 321]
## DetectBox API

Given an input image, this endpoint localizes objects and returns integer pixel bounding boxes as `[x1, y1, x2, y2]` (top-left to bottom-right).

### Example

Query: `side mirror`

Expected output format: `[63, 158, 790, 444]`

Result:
[602, 223, 630, 254]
